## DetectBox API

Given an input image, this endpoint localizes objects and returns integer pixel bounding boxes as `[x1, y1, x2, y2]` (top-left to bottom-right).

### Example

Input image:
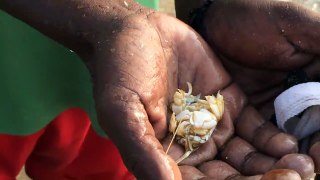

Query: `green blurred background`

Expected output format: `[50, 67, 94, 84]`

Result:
[0, 0, 161, 137]
[136, 0, 159, 8]
[3, 0, 318, 179]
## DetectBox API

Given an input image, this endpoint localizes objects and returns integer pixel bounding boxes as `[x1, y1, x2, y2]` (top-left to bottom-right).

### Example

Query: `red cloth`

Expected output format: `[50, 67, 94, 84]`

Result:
[0, 108, 134, 180]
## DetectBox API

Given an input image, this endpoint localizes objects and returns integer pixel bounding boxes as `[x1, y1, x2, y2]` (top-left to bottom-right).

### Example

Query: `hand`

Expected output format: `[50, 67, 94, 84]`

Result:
[199, 0, 320, 175]
[1, 0, 314, 178]
[91, 11, 235, 179]
[92, 11, 312, 179]
[180, 164, 302, 180]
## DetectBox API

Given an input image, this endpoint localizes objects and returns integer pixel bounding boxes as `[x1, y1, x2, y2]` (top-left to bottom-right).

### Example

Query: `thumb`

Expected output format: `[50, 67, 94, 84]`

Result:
[261, 169, 301, 180]
[95, 85, 181, 179]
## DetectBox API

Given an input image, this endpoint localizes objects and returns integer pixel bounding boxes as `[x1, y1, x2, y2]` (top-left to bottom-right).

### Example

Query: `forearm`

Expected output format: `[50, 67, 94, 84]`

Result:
[0, 0, 146, 54]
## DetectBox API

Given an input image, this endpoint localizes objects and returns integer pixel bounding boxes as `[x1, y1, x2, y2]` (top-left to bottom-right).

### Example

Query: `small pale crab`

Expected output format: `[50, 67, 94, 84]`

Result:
[166, 82, 224, 164]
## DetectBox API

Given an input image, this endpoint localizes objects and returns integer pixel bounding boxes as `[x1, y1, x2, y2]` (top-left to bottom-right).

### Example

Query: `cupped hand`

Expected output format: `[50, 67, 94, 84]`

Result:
[199, 0, 320, 175]
[0, 0, 315, 179]
[90, 9, 313, 179]
[90, 11, 230, 179]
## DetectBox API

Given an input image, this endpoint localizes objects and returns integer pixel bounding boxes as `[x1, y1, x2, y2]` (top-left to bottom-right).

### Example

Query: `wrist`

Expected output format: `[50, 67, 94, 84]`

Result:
[0, 0, 151, 55]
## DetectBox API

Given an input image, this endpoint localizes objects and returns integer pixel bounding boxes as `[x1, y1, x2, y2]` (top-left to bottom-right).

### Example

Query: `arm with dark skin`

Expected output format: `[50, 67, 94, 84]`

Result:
[0, 0, 145, 55]
[0, 0, 315, 179]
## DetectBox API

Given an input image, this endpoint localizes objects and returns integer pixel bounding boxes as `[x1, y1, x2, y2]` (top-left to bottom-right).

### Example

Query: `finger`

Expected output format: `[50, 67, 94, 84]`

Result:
[272, 154, 315, 180]
[236, 106, 298, 157]
[149, 14, 231, 95]
[95, 85, 181, 180]
[213, 83, 247, 148]
[174, 26, 231, 96]
[261, 169, 301, 180]
[149, 14, 235, 156]
[168, 16, 243, 150]
[152, 14, 235, 163]
[199, 161, 303, 180]
[95, 15, 171, 139]
[162, 135, 216, 166]
[198, 160, 262, 180]
[221, 137, 315, 178]
[220, 137, 277, 175]
[179, 165, 206, 180]
[309, 132, 320, 173]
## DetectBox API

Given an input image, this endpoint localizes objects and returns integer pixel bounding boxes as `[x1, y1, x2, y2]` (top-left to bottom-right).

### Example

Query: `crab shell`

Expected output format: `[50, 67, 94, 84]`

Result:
[169, 83, 224, 156]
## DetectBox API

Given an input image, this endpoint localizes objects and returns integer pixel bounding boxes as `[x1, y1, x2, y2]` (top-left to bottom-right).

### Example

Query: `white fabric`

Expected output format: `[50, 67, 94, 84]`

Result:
[274, 82, 320, 139]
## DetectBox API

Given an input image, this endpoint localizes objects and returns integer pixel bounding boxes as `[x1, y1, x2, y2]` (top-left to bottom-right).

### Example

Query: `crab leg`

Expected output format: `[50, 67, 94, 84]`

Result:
[176, 150, 193, 164]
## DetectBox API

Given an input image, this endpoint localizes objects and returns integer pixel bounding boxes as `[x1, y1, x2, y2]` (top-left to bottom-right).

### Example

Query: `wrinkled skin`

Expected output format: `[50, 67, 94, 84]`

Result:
[196, 0, 320, 177]
[93, 12, 265, 179]
[94, 12, 313, 179]
[0, 0, 316, 179]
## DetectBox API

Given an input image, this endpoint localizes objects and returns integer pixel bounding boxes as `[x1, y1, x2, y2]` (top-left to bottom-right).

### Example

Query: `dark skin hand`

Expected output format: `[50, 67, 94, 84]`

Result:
[0, 0, 314, 179]
[186, 0, 320, 177]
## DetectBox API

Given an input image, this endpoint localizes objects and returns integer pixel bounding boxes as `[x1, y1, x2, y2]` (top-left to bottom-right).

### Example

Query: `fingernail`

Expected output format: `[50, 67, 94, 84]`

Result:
[261, 169, 301, 180]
